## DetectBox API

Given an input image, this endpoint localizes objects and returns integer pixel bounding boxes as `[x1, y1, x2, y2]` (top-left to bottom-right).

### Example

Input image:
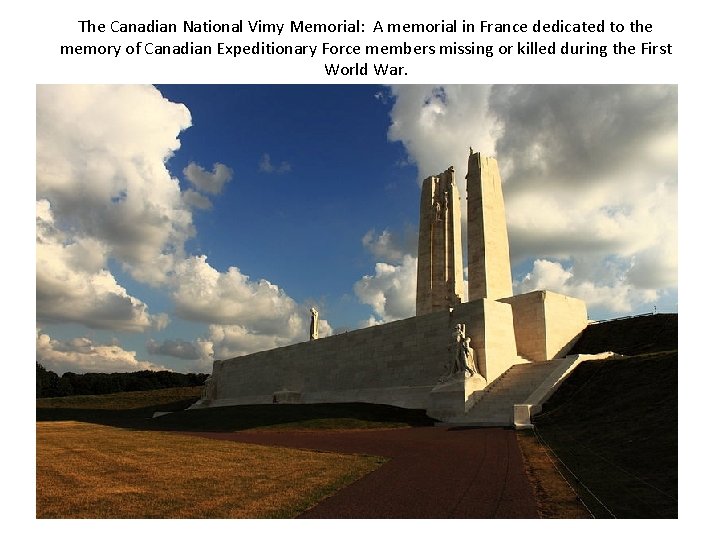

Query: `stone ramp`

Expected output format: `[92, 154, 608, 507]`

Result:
[441, 361, 566, 426]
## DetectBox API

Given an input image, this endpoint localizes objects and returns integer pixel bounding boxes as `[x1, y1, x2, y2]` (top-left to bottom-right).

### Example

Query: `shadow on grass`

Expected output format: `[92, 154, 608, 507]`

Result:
[37, 400, 435, 432]
[533, 351, 678, 518]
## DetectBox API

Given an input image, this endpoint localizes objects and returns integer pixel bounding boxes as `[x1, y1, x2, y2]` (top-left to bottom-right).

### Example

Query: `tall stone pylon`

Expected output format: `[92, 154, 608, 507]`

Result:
[416, 166, 464, 315]
[466, 153, 513, 301]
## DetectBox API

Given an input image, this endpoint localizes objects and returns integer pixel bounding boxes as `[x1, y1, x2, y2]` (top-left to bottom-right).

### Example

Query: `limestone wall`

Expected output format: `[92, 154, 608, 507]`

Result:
[209, 308, 457, 410]
[499, 291, 548, 361]
[205, 297, 526, 411]
[459, 299, 522, 381]
[543, 291, 588, 358]
[481, 300, 524, 380]
[500, 290, 588, 361]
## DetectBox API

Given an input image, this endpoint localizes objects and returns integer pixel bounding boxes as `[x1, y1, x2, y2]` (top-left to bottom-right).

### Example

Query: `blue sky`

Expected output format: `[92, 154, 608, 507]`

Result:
[36, 84, 678, 374]
[156, 85, 416, 325]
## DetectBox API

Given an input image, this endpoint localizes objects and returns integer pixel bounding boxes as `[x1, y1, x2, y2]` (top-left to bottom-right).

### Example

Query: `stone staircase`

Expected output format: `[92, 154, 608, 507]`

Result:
[449, 360, 566, 426]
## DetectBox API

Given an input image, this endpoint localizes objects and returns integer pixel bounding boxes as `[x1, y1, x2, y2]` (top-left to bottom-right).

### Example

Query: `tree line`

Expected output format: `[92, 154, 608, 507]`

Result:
[36, 363, 209, 398]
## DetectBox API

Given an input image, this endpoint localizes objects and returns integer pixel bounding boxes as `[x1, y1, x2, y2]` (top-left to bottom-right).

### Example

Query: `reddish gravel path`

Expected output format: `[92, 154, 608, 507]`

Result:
[183, 426, 539, 519]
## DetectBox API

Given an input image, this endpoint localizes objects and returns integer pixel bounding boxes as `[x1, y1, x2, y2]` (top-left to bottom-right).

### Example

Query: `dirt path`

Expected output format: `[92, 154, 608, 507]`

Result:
[184, 426, 538, 518]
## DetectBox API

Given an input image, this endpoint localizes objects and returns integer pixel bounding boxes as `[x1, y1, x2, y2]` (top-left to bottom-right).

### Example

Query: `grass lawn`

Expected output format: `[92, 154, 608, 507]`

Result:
[36, 386, 202, 410]
[37, 421, 386, 519]
[36, 394, 424, 518]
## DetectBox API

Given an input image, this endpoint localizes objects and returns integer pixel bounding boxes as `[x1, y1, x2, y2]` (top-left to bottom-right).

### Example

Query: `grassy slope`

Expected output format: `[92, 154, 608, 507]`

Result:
[36, 386, 203, 410]
[533, 350, 678, 518]
[569, 313, 678, 356]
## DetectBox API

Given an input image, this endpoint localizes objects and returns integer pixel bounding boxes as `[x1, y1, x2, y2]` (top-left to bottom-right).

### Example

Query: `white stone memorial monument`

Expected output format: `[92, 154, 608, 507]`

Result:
[192, 150, 589, 425]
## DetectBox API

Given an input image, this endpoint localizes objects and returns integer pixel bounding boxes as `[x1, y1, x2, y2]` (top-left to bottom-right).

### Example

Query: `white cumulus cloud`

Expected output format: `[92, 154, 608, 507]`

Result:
[362, 229, 408, 263]
[517, 259, 659, 314]
[388, 85, 497, 196]
[171, 256, 332, 357]
[37, 84, 194, 286]
[37, 330, 166, 375]
[36, 200, 167, 332]
[207, 318, 332, 360]
[354, 255, 417, 324]
[363, 225, 418, 259]
[37, 85, 335, 368]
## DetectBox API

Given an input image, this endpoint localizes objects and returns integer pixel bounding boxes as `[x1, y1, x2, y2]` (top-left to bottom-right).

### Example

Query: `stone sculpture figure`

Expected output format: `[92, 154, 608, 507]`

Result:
[448, 324, 476, 378]
[462, 336, 476, 375]
[201, 374, 216, 401]
[309, 307, 319, 340]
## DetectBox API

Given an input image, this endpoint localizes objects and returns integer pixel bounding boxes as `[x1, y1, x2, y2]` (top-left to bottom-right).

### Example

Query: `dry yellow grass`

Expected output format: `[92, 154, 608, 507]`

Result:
[37, 421, 385, 518]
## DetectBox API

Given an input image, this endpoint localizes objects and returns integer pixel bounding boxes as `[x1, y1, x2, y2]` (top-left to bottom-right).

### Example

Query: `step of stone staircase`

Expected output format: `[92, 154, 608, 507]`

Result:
[459, 360, 563, 425]
[436, 352, 618, 427]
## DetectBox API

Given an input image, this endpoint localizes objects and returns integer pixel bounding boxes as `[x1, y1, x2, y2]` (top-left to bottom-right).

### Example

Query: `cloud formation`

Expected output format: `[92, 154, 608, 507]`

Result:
[36, 200, 167, 332]
[517, 259, 659, 314]
[183, 162, 233, 194]
[37, 84, 194, 286]
[147, 338, 207, 360]
[258, 153, 291, 174]
[362, 229, 412, 263]
[173, 256, 300, 328]
[491, 85, 677, 275]
[146, 337, 215, 372]
[37, 331, 166, 375]
[354, 255, 417, 325]
[381, 84, 677, 316]
[387, 85, 497, 196]
[171, 256, 332, 357]
[37, 85, 330, 370]
[207, 317, 333, 360]
[182, 189, 213, 210]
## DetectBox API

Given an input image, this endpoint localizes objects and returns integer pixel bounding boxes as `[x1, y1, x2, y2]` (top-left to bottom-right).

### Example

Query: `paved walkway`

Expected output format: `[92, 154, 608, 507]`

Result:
[185, 426, 539, 518]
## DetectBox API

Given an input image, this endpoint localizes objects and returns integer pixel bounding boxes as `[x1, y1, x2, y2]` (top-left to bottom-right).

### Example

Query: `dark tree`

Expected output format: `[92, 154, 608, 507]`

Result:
[36, 367, 210, 398]
[36, 363, 60, 398]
